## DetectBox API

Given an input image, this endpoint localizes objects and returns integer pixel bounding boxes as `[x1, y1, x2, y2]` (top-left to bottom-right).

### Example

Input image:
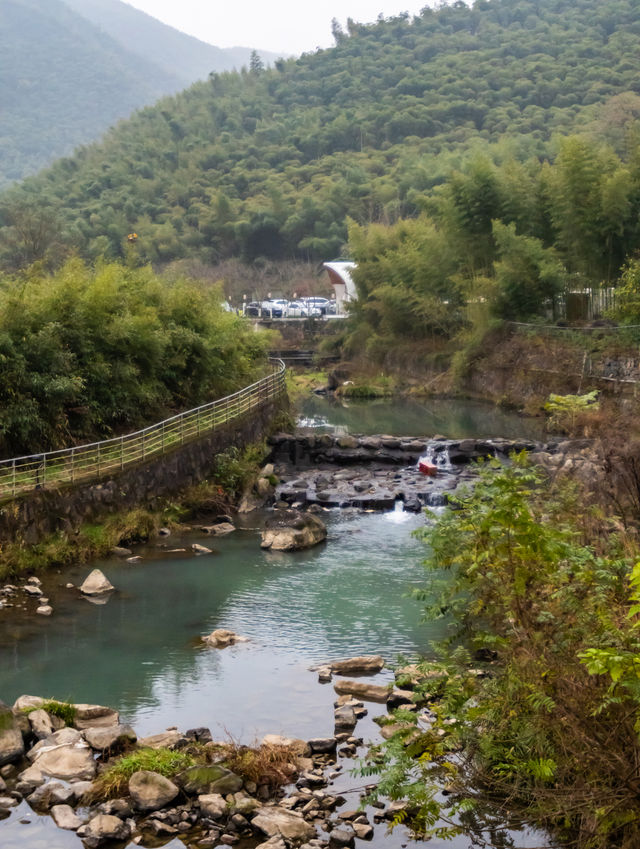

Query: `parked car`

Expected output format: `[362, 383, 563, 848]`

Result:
[260, 300, 284, 317]
[303, 297, 332, 315]
[245, 301, 262, 316]
[285, 300, 308, 317]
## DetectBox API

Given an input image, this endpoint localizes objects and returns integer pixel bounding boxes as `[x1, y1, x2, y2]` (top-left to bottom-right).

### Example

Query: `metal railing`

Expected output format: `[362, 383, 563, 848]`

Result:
[0, 359, 286, 500]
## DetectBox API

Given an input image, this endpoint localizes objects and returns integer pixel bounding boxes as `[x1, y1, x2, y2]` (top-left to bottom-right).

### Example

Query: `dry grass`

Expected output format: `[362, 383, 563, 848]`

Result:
[208, 739, 301, 788]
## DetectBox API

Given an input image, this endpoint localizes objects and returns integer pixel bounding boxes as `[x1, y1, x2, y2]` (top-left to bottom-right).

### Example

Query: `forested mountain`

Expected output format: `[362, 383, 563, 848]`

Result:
[62, 0, 281, 86]
[0, 0, 278, 189]
[3, 0, 640, 270]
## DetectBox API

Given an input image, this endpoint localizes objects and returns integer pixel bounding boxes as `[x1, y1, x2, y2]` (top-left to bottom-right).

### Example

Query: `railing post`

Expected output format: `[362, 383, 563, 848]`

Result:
[120, 436, 124, 471]
[12, 459, 15, 497]
[197, 408, 201, 436]
[71, 448, 75, 483]
[181, 414, 185, 444]
[162, 421, 165, 453]
[142, 431, 146, 460]
[97, 444, 101, 477]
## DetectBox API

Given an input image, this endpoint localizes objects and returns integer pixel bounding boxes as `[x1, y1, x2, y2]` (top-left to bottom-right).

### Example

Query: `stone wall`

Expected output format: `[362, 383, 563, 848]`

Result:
[0, 399, 287, 545]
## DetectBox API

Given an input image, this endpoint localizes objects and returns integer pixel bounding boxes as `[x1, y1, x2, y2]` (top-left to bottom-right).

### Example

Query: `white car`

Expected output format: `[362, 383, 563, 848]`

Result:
[285, 300, 307, 317]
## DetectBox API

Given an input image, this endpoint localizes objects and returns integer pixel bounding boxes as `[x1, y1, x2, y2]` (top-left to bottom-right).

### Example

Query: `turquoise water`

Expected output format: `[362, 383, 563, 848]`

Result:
[0, 397, 552, 848]
[0, 510, 433, 740]
[299, 395, 547, 440]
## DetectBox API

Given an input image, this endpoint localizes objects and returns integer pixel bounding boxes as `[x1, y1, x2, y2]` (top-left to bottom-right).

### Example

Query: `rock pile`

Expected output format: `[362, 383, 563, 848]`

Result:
[0, 662, 420, 847]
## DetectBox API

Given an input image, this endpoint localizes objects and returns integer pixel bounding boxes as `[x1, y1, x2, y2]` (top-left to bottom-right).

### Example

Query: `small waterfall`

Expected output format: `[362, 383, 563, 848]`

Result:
[418, 440, 453, 472]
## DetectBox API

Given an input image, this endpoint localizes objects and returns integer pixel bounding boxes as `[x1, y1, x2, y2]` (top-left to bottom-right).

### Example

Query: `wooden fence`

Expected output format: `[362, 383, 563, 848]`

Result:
[0, 359, 286, 500]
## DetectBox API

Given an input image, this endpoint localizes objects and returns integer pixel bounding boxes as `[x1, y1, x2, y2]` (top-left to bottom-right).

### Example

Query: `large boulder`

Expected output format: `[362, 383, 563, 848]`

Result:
[0, 701, 25, 766]
[252, 807, 316, 843]
[261, 510, 327, 552]
[79, 569, 114, 596]
[29, 727, 96, 781]
[129, 770, 179, 811]
[77, 814, 131, 847]
[83, 724, 136, 752]
[73, 703, 119, 730]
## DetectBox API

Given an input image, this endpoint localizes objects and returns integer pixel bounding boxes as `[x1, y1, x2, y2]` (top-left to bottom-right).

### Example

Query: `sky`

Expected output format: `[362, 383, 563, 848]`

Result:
[123, 0, 437, 55]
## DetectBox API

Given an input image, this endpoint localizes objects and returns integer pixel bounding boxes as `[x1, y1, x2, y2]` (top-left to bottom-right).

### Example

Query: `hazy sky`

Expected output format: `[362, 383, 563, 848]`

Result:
[123, 1, 436, 55]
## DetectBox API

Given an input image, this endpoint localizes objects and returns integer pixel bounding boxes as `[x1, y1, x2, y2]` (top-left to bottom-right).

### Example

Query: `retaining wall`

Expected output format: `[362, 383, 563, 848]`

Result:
[0, 399, 287, 545]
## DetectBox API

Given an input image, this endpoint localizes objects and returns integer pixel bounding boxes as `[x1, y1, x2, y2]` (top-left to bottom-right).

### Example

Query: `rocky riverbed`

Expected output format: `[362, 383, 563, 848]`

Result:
[266, 432, 596, 513]
[0, 654, 433, 849]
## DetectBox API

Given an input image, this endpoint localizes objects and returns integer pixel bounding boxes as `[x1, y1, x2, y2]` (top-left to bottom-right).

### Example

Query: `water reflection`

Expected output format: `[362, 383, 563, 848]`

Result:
[300, 396, 547, 440]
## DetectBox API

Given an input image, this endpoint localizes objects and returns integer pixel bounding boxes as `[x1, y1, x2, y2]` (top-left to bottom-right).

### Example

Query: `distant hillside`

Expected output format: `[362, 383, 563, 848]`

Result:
[0, 0, 280, 188]
[62, 0, 282, 85]
[5, 0, 640, 265]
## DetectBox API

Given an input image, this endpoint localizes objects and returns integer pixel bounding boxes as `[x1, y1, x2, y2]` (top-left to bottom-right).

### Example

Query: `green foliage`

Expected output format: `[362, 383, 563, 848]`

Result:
[212, 442, 267, 497]
[611, 258, 640, 324]
[0, 258, 268, 456]
[23, 699, 77, 725]
[545, 390, 599, 432]
[92, 748, 196, 799]
[5, 0, 640, 267]
[370, 457, 640, 847]
[491, 221, 566, 320]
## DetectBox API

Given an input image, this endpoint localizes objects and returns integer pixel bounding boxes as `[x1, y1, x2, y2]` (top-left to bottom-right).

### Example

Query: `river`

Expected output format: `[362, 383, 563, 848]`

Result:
[0, 398, 552, 849]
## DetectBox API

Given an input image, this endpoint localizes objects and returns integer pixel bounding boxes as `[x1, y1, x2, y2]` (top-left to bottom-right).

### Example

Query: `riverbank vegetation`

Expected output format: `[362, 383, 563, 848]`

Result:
[367, 455, 640, 848]
[0, 259, 268, 457]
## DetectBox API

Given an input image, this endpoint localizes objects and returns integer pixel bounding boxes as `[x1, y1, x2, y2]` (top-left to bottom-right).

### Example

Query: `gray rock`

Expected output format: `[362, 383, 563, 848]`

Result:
[16, 765, 44, 794]
[333, 680, 389, 703]
[129, 770, 180, 811]
[110, 546, 132, 556]
[73, 703, 119, 730]
[27, 780, 73, 810]
[28, 709, 55, 740]
[329, 826, 355, 848]
[178, 764, 243, 795]
[36, 605, 53, 616]
[307, 737, 337, 754]
[29, 728, 96, 781]
[77, 814, 131, 847]
[198, 792, 227, 819]
[84, 723, 137, 751]
[256, 837, 287, 849]
[138, 730, 183, 749]
[329, 656, 384, 675]
[192, 543, 213, 555]
[261, 510, 327, 552]
[51, 804, 84, 830]
[0, 795, 18, 808]
[353, 822, 374, 840]
[79, 569, 114, 595]
[12, 695, 44, 712]
[334, 706, 357, 732]
[0, 701, 25, 767]
[202, 628, 249, 648]
[252, 807, 316, 843]
[202, 522, 236, 536]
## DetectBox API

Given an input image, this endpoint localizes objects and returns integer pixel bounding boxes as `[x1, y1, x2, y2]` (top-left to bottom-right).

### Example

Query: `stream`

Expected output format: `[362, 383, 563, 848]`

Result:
[0, 398, 553, 849]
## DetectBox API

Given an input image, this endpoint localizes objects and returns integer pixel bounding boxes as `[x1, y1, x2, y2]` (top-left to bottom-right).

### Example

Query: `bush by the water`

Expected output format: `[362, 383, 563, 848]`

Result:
[0, 259, 268, 457]
[363, 455, 640, 848]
